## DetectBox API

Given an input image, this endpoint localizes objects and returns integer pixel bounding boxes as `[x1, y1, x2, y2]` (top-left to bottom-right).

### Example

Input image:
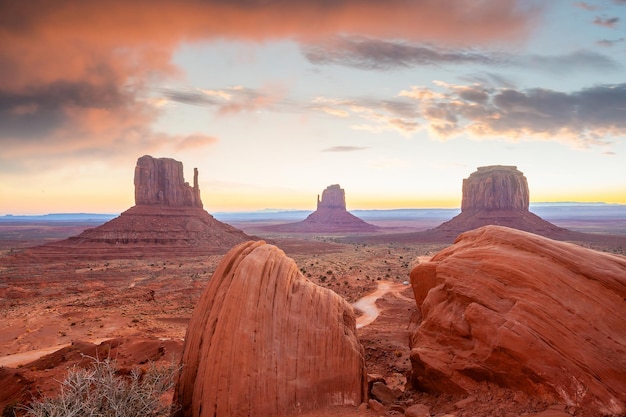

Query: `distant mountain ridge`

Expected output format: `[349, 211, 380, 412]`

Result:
[2, 202, 624, 223]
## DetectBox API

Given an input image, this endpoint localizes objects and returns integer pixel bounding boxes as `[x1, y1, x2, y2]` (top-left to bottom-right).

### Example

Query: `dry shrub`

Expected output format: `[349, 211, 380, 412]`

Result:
[21, 356, 180, 417]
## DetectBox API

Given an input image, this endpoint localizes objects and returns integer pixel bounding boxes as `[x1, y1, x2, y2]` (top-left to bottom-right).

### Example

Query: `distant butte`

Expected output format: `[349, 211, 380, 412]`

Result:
[433, 165, 565, 237]
[264, 184, 378, 233]
[29, 155, 256, 257]
[344, 165, 626, 247]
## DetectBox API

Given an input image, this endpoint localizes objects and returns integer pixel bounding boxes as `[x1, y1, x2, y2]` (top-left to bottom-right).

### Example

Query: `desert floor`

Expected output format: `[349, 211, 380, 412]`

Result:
[1, 218, 623, 416]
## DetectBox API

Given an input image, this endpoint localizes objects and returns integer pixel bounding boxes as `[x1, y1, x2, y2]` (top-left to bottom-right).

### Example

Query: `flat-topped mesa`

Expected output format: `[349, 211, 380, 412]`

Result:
[317, 184, 347, 210]
[134, 155, 203, 208]
[461, 165, 529, 212]
[431, 165, 564, 239]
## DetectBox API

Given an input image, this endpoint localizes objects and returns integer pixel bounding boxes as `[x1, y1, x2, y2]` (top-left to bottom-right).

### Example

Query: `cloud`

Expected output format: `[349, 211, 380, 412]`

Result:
[596, 38, 625, 47]
[399, 82, 626, 148]
[1, 0, 536, 173]
[310, 96, 419, 135]
[322, 146, 369, 152]
[593, 16, 620, 27]
[175, 133, 219, 150]
[573, 2, 599, 11]
[303, 37, 620, 72]
[303, 37, 497, 70]
[161, 86, 285, 115]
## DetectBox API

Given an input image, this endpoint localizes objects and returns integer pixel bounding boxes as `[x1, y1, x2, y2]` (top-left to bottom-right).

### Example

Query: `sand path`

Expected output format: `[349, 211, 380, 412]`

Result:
[0, 338, 110, 368]
[352, 255, 430, 329]
[353, 280, 411, 329]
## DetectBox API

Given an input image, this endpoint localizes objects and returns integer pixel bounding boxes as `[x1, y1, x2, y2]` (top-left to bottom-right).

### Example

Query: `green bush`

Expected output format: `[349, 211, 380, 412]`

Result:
[21, 356, 180, 417]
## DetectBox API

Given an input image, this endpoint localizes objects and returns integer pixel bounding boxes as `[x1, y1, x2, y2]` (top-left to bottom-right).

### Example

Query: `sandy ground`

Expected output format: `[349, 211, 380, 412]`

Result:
[1, 221, 622, 416]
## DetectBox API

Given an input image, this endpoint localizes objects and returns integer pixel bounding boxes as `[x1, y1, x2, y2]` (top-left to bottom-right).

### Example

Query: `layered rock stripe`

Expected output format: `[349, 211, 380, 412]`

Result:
[461, 165, 529, 211]
[409, 225, 626, 416]
[174, 240, 367, 417]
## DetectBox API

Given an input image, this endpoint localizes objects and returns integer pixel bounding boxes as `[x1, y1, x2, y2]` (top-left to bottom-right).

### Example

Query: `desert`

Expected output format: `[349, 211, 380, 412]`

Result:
[1, 158, 625, 417]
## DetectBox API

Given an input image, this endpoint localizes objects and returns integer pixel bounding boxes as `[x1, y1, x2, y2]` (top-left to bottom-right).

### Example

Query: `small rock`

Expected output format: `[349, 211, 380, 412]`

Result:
[368, 399, 387, 414]
[405, 403, 431, 417]
[371, 381, 397, 405]
[454, 396, 476, 409]
[389, 404, 405, 413]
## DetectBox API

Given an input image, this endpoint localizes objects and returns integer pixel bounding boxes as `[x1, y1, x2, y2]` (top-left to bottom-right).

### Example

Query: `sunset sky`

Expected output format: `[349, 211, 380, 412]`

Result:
[1, 0, 625, 214]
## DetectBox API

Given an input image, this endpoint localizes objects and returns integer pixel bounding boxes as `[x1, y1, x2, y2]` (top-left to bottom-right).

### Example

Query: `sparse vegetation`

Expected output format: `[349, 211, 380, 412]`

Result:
[20, 357, 180, 417]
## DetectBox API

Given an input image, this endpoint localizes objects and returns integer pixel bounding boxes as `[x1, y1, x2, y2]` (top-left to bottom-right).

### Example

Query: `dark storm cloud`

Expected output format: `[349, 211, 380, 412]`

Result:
[593, 16, 620, 27]
[303, 37, 620, 73]
[0, 80, 135, 139]
[322, 146, 369, 152]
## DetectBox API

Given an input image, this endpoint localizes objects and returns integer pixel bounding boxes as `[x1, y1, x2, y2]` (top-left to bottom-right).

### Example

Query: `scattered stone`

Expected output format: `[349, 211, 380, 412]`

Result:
[405, 403, 431, 417]
[389, 404, 406, 413]
[371, 381, 397, 405]
[454, 396, 477, 409]
[368, 398, 387, 414]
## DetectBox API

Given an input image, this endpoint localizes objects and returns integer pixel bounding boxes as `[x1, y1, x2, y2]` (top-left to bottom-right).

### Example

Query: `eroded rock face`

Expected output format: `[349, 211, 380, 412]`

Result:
[173, 241, 367, 417]
[134, 155, 202, 208]
[409, 225, 626, 416]
[318, 184, 347, 209]
[461, 165, 529, 212]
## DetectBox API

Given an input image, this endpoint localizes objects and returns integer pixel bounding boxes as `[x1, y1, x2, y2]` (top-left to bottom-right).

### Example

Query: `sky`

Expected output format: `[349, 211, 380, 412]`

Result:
[1, 0, 625, 214]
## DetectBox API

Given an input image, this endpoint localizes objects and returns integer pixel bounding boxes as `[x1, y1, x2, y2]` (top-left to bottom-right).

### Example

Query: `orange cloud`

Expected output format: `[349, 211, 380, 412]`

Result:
[0, 0, 537, 172]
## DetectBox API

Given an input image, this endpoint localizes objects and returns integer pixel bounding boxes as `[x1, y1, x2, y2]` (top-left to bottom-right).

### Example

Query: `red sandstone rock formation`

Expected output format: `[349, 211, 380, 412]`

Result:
[173, 240, 367, 417]
[35, 156, 255, 256]
[461, 165, 529, 211]
[318, 184, 347, 209]
[409, 225, 626, 416]
[265, 185, 378, 233]
[135, 155, 202, 208]
[434, 166, 564, 237]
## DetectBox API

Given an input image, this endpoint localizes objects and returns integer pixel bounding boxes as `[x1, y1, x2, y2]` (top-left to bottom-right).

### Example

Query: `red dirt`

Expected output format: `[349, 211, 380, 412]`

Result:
[1, 222, 624, 417]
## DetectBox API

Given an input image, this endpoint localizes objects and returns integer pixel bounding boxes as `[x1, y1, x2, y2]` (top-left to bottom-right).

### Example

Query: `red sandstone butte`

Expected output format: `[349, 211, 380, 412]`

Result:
[34, 155, 254, 256]
[435, 165, 565, 237]
[173, 240, 367, 417]
[265, 184, 377, 233]
[409, 225, 626, 416]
